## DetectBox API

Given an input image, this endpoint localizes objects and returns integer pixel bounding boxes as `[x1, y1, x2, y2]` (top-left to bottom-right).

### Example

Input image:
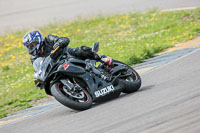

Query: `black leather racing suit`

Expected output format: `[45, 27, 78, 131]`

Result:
[30, 34, 94, 64]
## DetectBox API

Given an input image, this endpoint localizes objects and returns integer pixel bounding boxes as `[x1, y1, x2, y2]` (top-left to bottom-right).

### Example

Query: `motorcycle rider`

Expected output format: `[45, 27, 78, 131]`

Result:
[22, 30, 113, 65]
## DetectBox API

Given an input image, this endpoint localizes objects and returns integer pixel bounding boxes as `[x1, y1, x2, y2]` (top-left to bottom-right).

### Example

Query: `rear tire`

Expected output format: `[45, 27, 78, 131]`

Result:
[113, 60, 141, 93]
[51, 82, 92, 110]
[122, 67, 141, 93]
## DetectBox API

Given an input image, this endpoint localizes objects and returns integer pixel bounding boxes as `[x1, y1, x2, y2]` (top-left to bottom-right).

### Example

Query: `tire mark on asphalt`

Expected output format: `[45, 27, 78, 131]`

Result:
[145, 109, 200, 133]
[93, 91, 200, 133]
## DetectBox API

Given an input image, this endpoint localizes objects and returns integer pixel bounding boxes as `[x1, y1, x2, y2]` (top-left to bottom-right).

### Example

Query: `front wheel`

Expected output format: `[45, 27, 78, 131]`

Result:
[50, 81, 92, 110]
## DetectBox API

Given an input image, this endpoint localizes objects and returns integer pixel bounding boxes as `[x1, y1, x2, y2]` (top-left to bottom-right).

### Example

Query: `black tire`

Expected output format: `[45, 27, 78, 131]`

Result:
[50, 82, 92, 110]
[113, 60, 142, 93]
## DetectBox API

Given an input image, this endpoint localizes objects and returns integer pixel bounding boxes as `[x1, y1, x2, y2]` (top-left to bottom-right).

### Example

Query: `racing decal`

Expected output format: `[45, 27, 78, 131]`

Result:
[95, 85, 115, 98]
[62, 64, 69, 70]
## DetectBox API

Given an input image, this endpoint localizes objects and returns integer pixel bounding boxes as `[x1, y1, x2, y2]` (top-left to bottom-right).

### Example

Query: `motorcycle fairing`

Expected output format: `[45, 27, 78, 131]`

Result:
[44, 58, 125, 100]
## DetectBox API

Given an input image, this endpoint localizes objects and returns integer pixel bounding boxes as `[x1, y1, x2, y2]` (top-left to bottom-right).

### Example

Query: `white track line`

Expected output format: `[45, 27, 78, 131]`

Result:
[142, 48, 200, 75]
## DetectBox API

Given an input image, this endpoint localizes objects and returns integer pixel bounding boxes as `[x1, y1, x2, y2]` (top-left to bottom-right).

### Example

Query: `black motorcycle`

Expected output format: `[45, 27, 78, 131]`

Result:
[34, 42, 141, 110]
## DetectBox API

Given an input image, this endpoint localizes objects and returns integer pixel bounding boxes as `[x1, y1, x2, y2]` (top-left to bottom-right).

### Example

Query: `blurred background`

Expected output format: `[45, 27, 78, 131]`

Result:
[0, 0, 200, 35]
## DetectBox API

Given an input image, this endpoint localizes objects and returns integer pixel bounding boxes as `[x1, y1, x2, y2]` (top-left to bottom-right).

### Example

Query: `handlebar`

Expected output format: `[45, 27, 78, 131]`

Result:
[51, 45, 60, 56]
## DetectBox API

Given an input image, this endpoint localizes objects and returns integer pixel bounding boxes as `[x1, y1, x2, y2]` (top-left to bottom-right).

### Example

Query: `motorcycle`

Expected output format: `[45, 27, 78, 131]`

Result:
[34, 42, 141, 110]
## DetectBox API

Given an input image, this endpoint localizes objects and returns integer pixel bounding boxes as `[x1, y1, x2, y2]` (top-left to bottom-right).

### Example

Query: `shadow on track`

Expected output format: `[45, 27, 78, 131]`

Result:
[52, 85, 156, 117]
[92, 85, 155, 108]
[138, 85, 155, 92]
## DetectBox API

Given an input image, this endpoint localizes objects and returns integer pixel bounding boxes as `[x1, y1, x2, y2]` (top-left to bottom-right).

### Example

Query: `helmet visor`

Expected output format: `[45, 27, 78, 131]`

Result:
[26, 42, 38, 55]
[27, 42, 36, 49]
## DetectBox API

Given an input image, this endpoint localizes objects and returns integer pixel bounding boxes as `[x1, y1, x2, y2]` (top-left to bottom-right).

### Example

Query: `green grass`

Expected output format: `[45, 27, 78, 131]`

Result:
[0, 8, 200, 118]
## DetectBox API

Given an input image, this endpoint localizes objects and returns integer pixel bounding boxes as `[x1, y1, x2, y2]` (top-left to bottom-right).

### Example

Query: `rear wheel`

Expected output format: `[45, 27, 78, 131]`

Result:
[50, 80, 92, 110]
[113, 60, 141, 93]
[123, 66, 141, 93]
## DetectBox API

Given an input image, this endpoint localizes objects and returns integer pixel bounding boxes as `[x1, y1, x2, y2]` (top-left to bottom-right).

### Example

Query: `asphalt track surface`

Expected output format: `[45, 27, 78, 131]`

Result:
[1, 44, 200, 132]
[0, 0, 200, 35]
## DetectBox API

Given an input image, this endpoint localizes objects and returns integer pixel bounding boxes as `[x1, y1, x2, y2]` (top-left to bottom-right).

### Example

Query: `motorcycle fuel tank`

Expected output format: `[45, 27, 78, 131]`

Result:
[57, 62, 86, 76]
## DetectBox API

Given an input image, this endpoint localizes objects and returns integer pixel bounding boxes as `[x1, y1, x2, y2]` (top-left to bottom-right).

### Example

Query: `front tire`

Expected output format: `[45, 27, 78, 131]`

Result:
[51, 82, 92, 110]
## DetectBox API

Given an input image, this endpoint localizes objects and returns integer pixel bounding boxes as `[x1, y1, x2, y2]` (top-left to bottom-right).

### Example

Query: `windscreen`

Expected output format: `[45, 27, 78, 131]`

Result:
[33, 57, 50, 81]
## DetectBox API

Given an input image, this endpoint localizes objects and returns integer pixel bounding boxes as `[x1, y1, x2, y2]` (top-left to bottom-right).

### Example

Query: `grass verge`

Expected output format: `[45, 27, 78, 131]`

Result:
[0, 8, 199, 118]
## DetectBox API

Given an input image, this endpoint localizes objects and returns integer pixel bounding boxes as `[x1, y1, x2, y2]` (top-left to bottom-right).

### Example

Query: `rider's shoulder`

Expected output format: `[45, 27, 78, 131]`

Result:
[45, 34, 59, 40]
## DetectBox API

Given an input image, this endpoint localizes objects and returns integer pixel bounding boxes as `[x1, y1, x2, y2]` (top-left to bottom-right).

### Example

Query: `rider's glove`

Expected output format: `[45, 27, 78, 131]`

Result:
[53, 43, 64, 49]
[53, 38, 70, 49]
[101, 55, 113, 66]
